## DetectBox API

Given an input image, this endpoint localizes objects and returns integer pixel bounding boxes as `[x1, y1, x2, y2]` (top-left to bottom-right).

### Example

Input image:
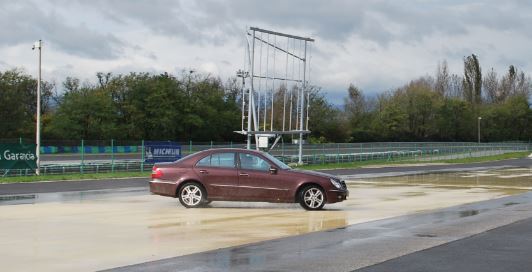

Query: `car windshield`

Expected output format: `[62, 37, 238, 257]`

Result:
[261, 152, 291, 170]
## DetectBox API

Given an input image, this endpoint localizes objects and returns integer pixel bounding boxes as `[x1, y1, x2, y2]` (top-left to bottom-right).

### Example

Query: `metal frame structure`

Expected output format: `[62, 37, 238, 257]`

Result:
[236, 27, 314, 164]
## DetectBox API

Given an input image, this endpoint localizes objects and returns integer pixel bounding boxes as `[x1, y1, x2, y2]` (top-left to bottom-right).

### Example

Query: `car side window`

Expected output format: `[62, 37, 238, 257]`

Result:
[239, 153, 270, 171]
[196, 153, 235, 168]
[211, 153, 236, 168]
[196, 155, 211, 167]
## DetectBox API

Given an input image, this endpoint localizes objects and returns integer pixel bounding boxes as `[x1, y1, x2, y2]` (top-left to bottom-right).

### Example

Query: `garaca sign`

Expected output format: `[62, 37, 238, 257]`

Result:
[0, 144, 37, 170]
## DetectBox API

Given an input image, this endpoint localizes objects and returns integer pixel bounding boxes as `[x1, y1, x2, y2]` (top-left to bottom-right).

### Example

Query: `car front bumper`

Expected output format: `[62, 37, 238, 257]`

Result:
[327, 189, 349, 203]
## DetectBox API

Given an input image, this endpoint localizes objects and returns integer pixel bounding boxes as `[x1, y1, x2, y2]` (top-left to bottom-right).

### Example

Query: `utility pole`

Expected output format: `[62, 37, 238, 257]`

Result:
[478, 116, 482, 144]
[32, 40, 42, 175]
[298, 41, 307, 164]
[236, 69, 249, 135]
[247, 29, 256, 150]
[187, 70, 195, 96]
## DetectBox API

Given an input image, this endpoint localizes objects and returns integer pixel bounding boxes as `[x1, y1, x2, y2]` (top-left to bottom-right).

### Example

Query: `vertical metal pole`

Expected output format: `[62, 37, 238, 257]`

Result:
[247, 29, 256, 150]
[141, 140, 145, 173]
[282, 37, 289, 132]
[478, 117, 481, 144]
[81, 139, 84, 174]
[271, 35, 275, 132]
[189, 140, 192, 154]
[298, 41, 307, 164]
[239, 71, 246, 132]
[35, 40, 42, 175]
[111, 139, 115, 173]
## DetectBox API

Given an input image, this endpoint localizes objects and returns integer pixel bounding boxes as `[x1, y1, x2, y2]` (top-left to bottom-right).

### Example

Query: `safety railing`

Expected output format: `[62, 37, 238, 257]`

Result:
[0, 140, 530, 177]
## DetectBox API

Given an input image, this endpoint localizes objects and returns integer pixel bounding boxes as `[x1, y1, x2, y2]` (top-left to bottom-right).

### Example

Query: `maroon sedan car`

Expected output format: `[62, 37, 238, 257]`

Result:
[150, 148, 348, 210]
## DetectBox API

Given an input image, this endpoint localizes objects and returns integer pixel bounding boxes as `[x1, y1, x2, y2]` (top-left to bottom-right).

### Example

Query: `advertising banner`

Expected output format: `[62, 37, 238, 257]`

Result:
[144, 141, 181, 163]
[0, 143, 37, 170]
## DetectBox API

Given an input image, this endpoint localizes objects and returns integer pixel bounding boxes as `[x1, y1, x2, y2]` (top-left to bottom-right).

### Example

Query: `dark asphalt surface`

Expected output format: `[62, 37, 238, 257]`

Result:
[0, 177, 148, 195]
[356, 217, 532, 272]
[2, 158, 531, 271]
[320, 158, 532, 176]
[105, 192, 532, 272]
[2, 158, 530, 196]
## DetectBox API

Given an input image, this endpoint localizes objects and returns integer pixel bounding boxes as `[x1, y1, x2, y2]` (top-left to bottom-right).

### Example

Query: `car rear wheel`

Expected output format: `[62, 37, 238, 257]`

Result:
[299, 185, 326, 210]
[178, 182, 206, 208]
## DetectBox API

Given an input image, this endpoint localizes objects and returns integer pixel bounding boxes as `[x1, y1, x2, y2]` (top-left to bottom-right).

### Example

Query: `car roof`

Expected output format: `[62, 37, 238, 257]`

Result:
[203, 148, 262, 153]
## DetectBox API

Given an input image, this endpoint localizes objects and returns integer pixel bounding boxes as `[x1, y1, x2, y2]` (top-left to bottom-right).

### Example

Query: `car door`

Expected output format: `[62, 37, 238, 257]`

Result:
[237, 152, 290, 201]
[194, 152, 238, 200]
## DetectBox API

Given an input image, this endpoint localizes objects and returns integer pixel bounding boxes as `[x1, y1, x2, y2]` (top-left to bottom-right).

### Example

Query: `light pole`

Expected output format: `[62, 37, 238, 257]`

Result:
[478, 116, 482, 144]
[187, 70, 195, 96]
[32, 40, 42, 175]
[236, 69, 249, 136]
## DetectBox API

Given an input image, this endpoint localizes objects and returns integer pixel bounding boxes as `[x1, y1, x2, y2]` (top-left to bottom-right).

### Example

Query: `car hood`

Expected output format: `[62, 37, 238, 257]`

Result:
[286, 169, 339, 180]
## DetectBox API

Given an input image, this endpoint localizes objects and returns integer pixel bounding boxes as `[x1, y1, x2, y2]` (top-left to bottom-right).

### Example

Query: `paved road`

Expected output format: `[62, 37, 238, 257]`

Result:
[356, 217, 532, 272]
[320, 158, 532, 178]
[1, 158, 531, 271]
[106, 192, 532, 272]
[0, 177, 148, 195]
[1, 158, 530, 196]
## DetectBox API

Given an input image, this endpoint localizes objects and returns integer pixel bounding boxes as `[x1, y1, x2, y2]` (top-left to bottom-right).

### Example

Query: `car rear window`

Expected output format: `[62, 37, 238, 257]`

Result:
[196, 152, 236, 168]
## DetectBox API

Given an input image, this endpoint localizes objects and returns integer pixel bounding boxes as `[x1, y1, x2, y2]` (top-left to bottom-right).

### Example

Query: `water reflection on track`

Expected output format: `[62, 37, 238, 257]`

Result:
[0, 168, 530, 271]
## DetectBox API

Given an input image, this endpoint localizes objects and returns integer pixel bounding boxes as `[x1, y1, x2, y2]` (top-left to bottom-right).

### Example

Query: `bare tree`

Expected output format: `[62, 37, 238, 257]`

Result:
[483, 68, 499, 103]
[435, 60, 450, 97]
[499, 65, 516, 100]
[514, 71, 531, 98]
[448, 74, 463, 98]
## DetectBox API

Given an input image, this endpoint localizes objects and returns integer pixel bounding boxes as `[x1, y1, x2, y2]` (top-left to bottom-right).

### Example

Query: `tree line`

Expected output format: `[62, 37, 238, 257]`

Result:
[325, 55, 532, 143]
[0, 54, 531, 143]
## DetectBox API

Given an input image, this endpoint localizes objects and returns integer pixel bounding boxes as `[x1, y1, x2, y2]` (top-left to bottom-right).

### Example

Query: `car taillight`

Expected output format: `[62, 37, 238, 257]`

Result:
[151, 167, 163, 179]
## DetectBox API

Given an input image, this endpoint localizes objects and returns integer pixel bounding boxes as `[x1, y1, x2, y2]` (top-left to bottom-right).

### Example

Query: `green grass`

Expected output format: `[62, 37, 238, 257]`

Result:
[294, 158, 418, 170]
[0, 171, 148, 184]
[438, 151, 530, 164]
[295, 151, 530, 170]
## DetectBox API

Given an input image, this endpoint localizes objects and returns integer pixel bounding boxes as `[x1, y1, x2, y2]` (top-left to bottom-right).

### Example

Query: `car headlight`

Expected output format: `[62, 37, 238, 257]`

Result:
[330, 178, 342, 189]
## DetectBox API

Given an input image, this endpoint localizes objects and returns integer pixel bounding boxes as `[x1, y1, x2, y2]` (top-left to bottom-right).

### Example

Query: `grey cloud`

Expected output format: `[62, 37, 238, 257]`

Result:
[0, 1, 124, 59]
[83, 0, 240, 45]
[83, 0, 531, 50]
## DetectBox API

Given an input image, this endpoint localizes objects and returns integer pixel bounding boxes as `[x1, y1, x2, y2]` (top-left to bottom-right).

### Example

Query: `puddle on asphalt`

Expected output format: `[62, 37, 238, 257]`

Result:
[352, 167, 532, 191]
[1, 168, 531, 271]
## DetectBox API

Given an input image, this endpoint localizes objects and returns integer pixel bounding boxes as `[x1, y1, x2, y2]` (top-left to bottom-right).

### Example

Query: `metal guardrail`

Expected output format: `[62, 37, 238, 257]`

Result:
[1, 141, 530, 177]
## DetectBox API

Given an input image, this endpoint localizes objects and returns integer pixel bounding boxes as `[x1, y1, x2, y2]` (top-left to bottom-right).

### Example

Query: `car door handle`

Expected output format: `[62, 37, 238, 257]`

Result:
[239, 173, 249, 177]
[199, 170, 208, 174]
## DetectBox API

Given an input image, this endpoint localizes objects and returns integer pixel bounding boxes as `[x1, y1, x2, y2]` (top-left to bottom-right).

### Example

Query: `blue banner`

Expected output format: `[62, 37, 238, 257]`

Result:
[144, 141, 181, 163]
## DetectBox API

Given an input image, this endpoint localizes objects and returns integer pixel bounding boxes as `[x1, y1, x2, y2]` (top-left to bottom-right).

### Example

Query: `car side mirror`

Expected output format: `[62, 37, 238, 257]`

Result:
[269, 167, 278, 175]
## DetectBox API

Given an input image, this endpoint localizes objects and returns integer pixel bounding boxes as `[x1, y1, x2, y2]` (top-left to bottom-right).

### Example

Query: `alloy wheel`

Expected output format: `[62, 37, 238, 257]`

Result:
[180, 184, 203, 207]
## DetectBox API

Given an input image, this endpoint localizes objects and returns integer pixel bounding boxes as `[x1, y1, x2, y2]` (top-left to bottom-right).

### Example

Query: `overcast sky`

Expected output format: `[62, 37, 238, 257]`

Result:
[1, 0, 531, 104]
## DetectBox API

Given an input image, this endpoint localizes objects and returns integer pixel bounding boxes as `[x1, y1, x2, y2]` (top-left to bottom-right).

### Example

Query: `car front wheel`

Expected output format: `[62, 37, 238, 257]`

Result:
[178, 182, 206, 208]
[299, 185, 326, 210]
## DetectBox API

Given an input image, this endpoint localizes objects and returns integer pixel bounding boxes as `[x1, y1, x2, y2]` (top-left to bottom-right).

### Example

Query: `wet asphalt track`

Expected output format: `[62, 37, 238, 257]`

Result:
[1, 158, 532, 272]
[2, 158, 531, 195]
[356, 216, 532, 272]
[106, 192, 532, 272]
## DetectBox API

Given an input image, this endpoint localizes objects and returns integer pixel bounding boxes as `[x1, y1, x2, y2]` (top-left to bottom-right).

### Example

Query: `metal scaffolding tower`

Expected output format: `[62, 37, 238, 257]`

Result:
[236, 27, 314, 164]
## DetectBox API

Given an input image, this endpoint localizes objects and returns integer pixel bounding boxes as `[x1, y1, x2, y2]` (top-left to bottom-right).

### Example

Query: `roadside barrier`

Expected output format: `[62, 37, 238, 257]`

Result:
[0, 140, 530, 177]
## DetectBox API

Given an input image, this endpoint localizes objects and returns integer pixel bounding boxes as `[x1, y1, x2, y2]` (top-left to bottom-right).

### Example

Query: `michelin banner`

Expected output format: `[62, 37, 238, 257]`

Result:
[144, 141, 181, 163]
[0, 143, 37, 170]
